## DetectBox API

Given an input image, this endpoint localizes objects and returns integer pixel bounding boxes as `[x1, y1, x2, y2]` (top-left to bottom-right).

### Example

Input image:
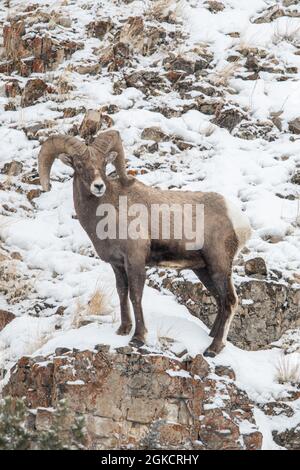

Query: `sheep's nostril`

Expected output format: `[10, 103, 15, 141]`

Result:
[94, 183, 104, 192]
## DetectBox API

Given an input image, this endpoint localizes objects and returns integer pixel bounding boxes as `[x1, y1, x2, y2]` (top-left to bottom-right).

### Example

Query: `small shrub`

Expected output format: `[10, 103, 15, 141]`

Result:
[275, 354, 300, 385]
[0, 397, 86, 450]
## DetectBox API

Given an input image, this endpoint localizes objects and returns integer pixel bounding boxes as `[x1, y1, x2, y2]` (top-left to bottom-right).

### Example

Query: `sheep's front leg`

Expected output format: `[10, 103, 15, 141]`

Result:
[126, 259, 147, 347]
[112, 265, 132, 336]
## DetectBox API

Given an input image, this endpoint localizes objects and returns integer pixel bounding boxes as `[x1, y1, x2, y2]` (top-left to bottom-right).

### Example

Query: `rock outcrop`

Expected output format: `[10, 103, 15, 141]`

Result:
[4, 347, 262, 450]
[2, 19, 83, 76]
[148, 271, 300, 350]
[0, 310, 15, 332]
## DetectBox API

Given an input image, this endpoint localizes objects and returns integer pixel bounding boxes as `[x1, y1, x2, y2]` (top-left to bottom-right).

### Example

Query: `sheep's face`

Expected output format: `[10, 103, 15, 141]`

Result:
[60, 151, 117, 198]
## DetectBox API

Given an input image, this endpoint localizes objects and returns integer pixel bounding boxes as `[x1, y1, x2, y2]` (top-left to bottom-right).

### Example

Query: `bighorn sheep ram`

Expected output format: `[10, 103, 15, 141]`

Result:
[38, 130, 251, 357]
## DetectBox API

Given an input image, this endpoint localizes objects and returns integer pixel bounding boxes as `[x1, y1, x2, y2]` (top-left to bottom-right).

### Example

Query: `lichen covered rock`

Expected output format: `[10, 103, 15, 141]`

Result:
[4, 348, 262, 450]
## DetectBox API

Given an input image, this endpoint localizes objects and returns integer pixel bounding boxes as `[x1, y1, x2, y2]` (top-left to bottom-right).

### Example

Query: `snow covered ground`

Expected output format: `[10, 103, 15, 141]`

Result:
[0, 0, 300, 449]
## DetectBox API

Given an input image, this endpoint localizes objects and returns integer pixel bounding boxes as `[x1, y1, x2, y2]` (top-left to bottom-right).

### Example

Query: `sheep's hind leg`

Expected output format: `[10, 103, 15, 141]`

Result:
[193, 268, 221, 338]
[126, 260, 147, 347]
[113, 265, 132, 336]
[203, 275, 237, 358]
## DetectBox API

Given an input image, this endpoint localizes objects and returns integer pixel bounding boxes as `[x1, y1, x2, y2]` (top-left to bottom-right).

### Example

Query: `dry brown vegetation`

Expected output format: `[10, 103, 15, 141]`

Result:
[276, 354, 300, 385]
[72, 282, 116, 328]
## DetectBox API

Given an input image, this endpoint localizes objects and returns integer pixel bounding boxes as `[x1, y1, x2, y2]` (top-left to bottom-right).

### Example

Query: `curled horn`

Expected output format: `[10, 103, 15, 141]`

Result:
[92, 130, 133, 186]
[38, 135, 87, 191]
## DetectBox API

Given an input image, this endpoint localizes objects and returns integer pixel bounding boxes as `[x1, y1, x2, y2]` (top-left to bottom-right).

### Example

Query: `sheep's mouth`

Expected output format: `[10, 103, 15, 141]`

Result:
[91, 188, 106, 197]
[90, 180, 106, 197]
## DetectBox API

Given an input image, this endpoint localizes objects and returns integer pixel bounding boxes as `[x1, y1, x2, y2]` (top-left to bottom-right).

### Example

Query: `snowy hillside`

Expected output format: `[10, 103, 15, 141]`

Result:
[0, 0, 300, 450]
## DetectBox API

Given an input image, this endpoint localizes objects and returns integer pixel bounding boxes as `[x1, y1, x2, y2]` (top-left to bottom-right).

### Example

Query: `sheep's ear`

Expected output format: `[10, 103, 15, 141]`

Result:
[105, 151, 117, 164]
[59, 153, 74, 167]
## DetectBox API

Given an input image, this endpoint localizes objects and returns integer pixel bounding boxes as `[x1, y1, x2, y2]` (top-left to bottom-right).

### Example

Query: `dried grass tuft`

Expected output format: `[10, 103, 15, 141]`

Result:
[209, 62, 240, 87]
[275, 354, 300, 385]
[72, 282, 116, 328]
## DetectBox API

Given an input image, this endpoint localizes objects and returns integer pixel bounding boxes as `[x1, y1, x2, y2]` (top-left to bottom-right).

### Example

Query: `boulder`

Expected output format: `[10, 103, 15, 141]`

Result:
[0, 309, 15, 331]
[141, 126, 169, 142]
[5, 79, 22, 98]
[273, 425, 300, 450]
[245, 257, 267, 276]
[87, 19, 112, 39]
[148, 270, 300, 350]
[253, 6, 285, 24]
[1, 161, 23, 176]
[79, 110, 102, 143]
[291, 171, 300, 185]
[21, 79, 48, 107]
[27, 188, 42, 203]
[289, 118, 300, 134]
[2, 19, 83, 76]
[205, 1, 225, 13]
[212, 105, 245, 132]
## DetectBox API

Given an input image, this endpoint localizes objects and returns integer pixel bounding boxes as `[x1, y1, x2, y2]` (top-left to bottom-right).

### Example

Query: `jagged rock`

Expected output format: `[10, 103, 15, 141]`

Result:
[273, 425, 300, 450]
[73, 62, 101, 75]
[283, 0, 298, 5]
[55, 347, 71, 356]
[270, 111, 283, 131]
[10, 252, 22, 261]
[79, 110, 102, 143]
[119, 16, 166, 55]
[21, 78, 48, 107]
[195, 95, 221, 115]
[87, 19, 113, 39]
[215, 365, 236, 380]
[0, 310, 15, 331]
[148, 271, 300, 350]
[212, 105, 245, 132]
[163, 56, 195, 74]
[120, 16, 144, 49]
[3, 19, 83, 75]
[245, 54, 260, 72]
[3, 349, 262, 450]
[1, 161, 23, 176]
[173, 138, 195, 151]
[55, 306, 66, 316]
[260, 402, 294, 418]
[134, 142, 159, 157]
[234, 120, 277, 141]
[63, 107, 86, 118]
[141, 127, 169, 142]
[245, 257, 267, 277]
[27, 188, 42, 202]
[237, 47, 268, 59]
[289, 118, 300, 134]
[253, 6, 285, 24]
[5, 79, 22, 98]
[205, 1, 225, 13]
[101, 104, 119, 115]
[99, 42, 130, 70]
[22, 121, 56, 140]
[4, 101, 17, 111]
[124, 70, 166, 95]
[227, 32, 240, 38]
[54, 16, 72, 28]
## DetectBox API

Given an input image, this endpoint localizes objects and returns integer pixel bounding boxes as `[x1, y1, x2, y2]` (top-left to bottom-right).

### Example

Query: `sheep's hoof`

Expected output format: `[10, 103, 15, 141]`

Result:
[116, 324, 132, 336]
[203, 342, 224, 358]
[129, 337, 145, 348]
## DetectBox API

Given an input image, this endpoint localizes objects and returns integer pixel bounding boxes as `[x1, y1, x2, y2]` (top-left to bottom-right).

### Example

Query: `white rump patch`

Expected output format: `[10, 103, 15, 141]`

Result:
[225, 199, 252, 251]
